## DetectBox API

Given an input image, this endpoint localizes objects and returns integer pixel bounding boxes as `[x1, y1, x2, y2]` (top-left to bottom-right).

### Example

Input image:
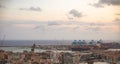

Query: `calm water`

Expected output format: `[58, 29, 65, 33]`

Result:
[0, 40, 72, 46]
[0, 47, 46, 53]
[0, 40, 119, 46]
[0, 47, 74, 53]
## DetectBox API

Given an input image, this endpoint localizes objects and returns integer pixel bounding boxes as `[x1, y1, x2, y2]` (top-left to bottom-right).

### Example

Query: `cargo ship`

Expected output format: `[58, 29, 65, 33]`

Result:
[71, 40, 108, 51]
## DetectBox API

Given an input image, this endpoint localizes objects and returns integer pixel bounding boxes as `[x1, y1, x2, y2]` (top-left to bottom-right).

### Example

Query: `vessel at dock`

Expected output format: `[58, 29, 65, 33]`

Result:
[71, 40, 108, 51]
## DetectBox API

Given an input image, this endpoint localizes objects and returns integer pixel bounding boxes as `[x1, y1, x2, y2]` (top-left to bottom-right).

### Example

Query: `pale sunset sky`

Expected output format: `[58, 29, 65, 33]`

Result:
[0, 0, 120, 40]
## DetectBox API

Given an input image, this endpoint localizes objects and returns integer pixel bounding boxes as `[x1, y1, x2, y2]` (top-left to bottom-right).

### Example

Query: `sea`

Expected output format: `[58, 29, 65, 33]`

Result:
[0, 40, 119, 46]
[0, 40, 72, 46]
[0, 40, 73, 53]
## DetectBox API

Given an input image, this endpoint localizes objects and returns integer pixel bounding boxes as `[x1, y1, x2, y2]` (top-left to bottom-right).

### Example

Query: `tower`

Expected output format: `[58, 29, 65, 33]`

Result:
[31, 43, 36, 52]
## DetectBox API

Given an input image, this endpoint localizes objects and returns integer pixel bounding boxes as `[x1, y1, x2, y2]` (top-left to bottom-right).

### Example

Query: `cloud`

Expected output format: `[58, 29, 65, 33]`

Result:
[90, 0, 120, 8]
[20, 6, 42, 12]
[115, 18, 120, 21]
[68, 17, 73, 20]
[0, 4, 5, 8]
[33, 25, 46, 31]
[66, 15, 73, 20]
[1, 19, 113, 32]
[72, 26, 79, 30]
[47, 21, 62, 26]
[33, 26, 40, 29]
[89, 3, 104, 8]
[14, 24, 36, 28]
[69, 9, 83, 18]
[86, 22, 105, 31]
[99, 0, 120, 5]
[86, 27, 102, 31]
[89, 23, 105, 26]
[29, 7, 41, 11]
[113, 18, 120, 25]
[116, 13, 120, 15]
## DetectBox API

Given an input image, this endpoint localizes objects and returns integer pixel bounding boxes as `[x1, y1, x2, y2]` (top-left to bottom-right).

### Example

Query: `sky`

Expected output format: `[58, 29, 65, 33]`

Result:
[0, 0, 120, 40]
